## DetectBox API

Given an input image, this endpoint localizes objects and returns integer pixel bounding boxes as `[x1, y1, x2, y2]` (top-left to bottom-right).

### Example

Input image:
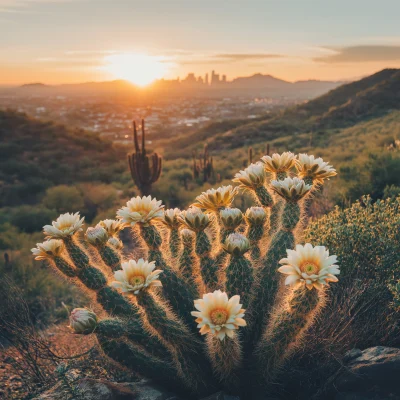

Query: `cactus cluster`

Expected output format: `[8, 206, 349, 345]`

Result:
[193, 144, 214, 183]
[32, 152, 338, 399]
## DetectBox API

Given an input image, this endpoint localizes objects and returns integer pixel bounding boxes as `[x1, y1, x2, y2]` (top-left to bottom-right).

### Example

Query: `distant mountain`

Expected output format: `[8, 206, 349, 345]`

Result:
[20, 83, 50, 89]
[230, 74, 291, 88]
[200, 68, 400, 150]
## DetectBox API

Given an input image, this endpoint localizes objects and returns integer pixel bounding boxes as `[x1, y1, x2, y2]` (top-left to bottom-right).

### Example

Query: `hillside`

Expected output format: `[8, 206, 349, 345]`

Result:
[0, 110, 125, 207]
[173, 68, 400, 152]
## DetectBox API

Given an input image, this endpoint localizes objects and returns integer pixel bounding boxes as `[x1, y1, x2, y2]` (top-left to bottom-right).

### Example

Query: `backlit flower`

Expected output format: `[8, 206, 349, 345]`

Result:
[222, 233, 250, 256]
[178, 207, 211, 232]
[261, 152, 296, 175]
[85, 226, 109, 246]
[245, 207, 267, 226]
[161, 208, 182, 229]
[43, 212, 84, 239]
[117, 196, 164, 227]
[233, 163, 266, 190]
[191, 290, 246, 340]
[69, 308, 97, 334]
[31, 239, 64, 260]
[295, 154, 337, 184]
[271, 177, 312, 202]
[278, 243, 340, 290]
[97, 219, 125, 237]
[220, 208, 243, 230]
[192, 186, 238, 213]
[111, 259, 162, 294]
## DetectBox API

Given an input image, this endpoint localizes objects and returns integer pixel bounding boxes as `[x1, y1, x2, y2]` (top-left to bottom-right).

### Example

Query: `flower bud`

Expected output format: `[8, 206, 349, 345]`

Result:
[233, 162, 266, 190]
[69, 308, 97, 334]
[107, 236, 123, 250]
[85, 226, 109, 246]
[245, 207, 267, 226]
[178, 207, 211, 232]
[222, 233, 250, 257]
[271, 177, 312, 202]
[220, 208, 243, 230]
[161, 208, 182, 229]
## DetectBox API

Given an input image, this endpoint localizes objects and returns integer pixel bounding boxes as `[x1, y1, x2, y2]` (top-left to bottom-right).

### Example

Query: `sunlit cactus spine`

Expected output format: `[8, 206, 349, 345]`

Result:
[32, 152, 339, 399]
[128, 120, 162, 196]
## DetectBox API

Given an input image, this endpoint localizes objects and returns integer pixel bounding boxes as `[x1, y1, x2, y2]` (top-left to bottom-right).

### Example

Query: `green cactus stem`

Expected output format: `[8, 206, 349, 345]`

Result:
[179, 232, 197, 282]
[98, 244, 121, 271]
[193, 144, 214, 183]
[254, 186, 274, 208]
[169, 229, 181, 258]
[128, 120, 162, 196]
[63, 237, 89, 269]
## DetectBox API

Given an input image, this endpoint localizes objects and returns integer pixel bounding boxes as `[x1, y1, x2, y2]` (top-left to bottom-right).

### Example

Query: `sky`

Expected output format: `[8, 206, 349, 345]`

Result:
[1, 0, 400, 85]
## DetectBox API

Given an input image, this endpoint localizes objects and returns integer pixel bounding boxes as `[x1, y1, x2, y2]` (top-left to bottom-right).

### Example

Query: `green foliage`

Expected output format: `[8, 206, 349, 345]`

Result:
[42, 185, 84, 214]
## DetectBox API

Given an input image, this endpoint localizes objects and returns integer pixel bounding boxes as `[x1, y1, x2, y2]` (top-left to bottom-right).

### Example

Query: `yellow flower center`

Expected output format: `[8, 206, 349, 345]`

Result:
[300, 262, 319, 274]
[129, 275, 145, 287]
[210, 309, 228, 325]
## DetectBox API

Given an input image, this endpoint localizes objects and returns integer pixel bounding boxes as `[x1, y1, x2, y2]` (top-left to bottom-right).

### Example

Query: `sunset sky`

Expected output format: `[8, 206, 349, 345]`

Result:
[1, 0, 400, 85]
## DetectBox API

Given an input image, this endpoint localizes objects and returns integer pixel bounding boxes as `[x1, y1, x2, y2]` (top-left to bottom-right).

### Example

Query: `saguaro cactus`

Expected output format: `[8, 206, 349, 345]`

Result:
[32, 152, 339, 399]
[193, 144, 214, 182]
[128, 120, 162, 196]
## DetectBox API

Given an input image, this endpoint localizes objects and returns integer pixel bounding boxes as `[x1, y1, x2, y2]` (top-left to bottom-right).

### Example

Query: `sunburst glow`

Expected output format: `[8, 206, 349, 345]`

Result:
[103, 53, 169, 86]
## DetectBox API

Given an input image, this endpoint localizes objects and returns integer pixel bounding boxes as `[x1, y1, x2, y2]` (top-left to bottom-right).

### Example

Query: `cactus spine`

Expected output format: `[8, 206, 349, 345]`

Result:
[128, 120, 162, 196]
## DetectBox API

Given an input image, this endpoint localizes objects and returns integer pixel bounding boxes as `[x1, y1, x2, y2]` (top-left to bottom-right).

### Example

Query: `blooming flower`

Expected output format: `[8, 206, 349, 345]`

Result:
[278, 243, 340, 290]
[295, 154, 337, 184]
[233, 163, 266, 190]
[43, 212, 84, 239]
[220, 208, 243, 230]
[178, 207, 211, 232]
[270, 177, 312, 202]
[69, 308, 97, 334]
[192, 186, 238, 213]
[191, 290, 246, 340]
[85, 226, 109, 246]
[261, 152, 296, 174]
[222, 233, 250, 256]
[97, 219, 125, 237]
[161, 208, 182, 229]
[31, 239, 64, 260]
[245, 207, 267, 226]
[111, 259, 162, 294]
[117, 196, 164, 227]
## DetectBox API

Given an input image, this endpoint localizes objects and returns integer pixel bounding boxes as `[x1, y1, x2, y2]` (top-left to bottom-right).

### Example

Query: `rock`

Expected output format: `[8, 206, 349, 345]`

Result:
[77, 378, 138, 399]
[200, 392, 240, 400]
[334, 346, 400, 399]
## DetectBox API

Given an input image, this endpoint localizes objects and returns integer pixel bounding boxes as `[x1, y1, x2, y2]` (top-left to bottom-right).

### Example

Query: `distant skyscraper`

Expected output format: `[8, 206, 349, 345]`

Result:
[205, 73, 209, 85]
[222, 74, 227, 83]
[211, 70, 220, 85]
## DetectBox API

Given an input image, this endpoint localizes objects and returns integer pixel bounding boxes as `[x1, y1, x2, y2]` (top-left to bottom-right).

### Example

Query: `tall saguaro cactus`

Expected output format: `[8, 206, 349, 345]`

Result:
[128, 120, 162, 196]
[32, 152, 339, 399]
[193, 144, 214, 182]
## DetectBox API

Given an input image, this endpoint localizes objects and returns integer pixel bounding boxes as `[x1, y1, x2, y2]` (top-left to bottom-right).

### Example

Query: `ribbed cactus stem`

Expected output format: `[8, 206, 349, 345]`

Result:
[63, 237, 89, 268]
[77, 266, 108, 290]
[255, 288, 324, 384]
[53, 256, 76, 277]
[225, 255, 253, 308]
[268, 200, 283, 237]
[97, 336, 187, 395]
[247, 225, 264, 261]
[281, 202, 301, 230]
[206, 334, 242, 387]
[195, 230, 219, 291]
[98, 244, 121, 271]
[254, 186, 273, 207]
[179, 235, 196, 282]
[169, 229, 181, 258]
[140, 224, 199, 329]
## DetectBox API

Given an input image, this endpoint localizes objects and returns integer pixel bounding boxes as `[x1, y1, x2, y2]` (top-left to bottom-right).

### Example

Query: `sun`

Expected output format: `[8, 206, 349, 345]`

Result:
[103, 53, 169, 86]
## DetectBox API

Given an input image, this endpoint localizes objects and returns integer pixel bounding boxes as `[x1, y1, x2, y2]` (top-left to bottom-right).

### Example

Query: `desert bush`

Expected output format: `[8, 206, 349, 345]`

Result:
[32, 152, 341, 399]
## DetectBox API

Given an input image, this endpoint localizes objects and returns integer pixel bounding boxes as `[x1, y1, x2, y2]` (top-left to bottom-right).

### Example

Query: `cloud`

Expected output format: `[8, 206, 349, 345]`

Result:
[212, 53, 284, 61]
[0, 0, 80, 13]
[314, 45, 400, 63]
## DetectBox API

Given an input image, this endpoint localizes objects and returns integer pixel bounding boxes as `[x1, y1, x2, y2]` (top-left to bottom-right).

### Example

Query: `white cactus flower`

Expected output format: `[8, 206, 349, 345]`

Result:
[270, 177, 312, 202]
[43, 212, 84, 239]
[222, 233, 250, 256]
[85, 226, 109, 246]
[69, 308, 97, 334]
[178, 207, 211, 232]
[161, 208, 182, 229]
[295, 154, 337, 184]
[191, 290, 246, 341]
[261, 152, 297, 174]
[245, 207, 267, 226]
[233, 163, 266, 190]
[107, 236, 123, 250]
[278, 243, 340, 291]
[220, 208, 243, 230]
[97, 219, 125, 237]
[192, 185, 238, 213]
[31, 239, 64, 260]
[117, 196, 164, 227]
[111, 259, 163, 294]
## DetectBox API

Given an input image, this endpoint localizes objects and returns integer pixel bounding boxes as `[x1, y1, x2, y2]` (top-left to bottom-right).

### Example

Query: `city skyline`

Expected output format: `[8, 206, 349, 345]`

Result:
[1, 0, 400, 85]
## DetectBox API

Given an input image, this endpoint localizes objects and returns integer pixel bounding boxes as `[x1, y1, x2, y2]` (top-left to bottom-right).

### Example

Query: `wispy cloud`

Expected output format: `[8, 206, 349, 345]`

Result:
[0, 0, 81, 13]
[314, 45, 400, 63]
[212, 53, 284, 61]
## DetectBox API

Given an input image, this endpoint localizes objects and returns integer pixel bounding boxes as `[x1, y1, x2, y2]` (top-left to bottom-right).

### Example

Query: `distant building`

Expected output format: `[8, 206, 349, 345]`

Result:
[211, 70, 220, 85]
[222, 75, 227, 83]
[205, 73, 209, 85]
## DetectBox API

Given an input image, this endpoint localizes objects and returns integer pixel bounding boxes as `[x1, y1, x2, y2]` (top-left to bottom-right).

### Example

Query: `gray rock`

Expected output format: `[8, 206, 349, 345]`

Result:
[334, 346, 400, 399]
